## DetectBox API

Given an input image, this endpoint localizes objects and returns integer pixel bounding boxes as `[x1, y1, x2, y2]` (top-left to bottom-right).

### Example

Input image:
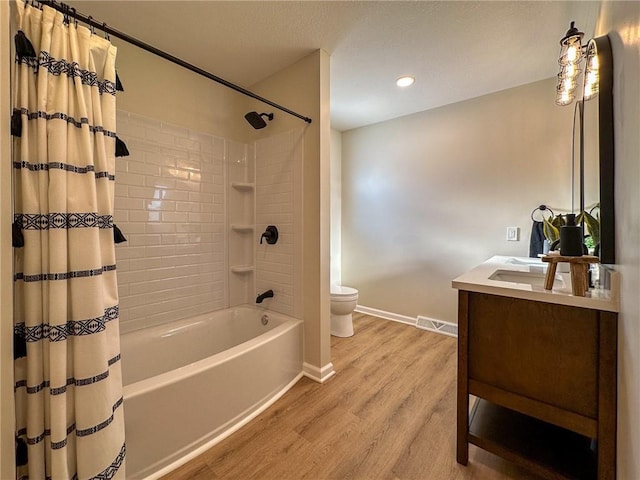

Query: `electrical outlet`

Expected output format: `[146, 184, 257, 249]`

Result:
[506, 227, 519, 241]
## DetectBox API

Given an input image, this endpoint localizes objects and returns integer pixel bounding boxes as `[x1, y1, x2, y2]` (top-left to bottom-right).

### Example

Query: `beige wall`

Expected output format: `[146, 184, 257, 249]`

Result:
[1, 2, 14, 476]
[341, 78, 574, 323]
[330, 128, 342, 285]
[250, 50, 332, 374]
[112, 41, 249, 141]
[596, 2, 640, 477]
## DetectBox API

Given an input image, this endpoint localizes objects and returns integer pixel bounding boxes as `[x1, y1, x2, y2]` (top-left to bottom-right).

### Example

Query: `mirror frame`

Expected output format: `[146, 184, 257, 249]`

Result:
[591, 35, 615, 264]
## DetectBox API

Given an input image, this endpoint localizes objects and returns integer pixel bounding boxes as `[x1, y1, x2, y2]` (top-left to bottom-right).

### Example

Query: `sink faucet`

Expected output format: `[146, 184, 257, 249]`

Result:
[256, 289, 274, 304]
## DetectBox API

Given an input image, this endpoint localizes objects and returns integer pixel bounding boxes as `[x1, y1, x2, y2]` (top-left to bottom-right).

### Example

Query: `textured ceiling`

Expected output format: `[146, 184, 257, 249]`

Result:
[68, 1, 600, 131]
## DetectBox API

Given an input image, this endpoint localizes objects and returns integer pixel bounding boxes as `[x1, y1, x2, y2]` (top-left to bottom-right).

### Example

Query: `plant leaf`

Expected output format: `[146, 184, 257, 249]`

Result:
[582, 210, 600, 246]
[543, 216, 560, 243]
[551, 214, 566, 228]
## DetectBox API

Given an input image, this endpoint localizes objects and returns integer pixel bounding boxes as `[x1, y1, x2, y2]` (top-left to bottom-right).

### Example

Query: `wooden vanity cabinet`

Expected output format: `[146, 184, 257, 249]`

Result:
[456, 290, 617, 480]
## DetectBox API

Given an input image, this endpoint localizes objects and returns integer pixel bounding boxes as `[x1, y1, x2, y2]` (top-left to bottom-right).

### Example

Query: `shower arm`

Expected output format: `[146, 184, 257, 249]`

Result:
[37, 0, 313, 125]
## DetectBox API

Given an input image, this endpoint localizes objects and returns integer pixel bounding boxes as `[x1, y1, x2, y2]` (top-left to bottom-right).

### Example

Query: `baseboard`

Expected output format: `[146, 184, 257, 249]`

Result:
[355, 305, 458, 337]
[303, 362, 336, 383]
[354, 305, 416, 326]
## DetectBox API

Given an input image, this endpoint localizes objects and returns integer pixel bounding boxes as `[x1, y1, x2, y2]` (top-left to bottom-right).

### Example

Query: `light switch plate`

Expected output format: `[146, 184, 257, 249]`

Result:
[506, 227, 519, 241]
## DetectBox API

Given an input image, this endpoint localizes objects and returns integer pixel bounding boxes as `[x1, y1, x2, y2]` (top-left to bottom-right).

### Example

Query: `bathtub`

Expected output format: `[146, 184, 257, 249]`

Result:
[121, 306, 304, 479]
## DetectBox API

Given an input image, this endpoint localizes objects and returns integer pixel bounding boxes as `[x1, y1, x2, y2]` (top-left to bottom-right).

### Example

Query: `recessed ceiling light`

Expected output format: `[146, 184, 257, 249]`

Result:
[396, 76, 415, 87]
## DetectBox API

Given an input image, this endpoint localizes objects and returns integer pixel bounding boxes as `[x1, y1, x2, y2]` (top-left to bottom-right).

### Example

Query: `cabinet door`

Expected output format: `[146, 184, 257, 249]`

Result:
[468, 293, 598, 419]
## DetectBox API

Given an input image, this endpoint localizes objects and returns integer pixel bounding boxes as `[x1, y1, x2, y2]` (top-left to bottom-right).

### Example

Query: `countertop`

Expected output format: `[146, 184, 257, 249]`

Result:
[452, 255, 619, 312]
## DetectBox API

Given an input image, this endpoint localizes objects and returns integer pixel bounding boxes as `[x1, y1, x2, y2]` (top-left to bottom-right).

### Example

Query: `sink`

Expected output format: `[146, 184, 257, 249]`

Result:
[489, 269, 563, 288]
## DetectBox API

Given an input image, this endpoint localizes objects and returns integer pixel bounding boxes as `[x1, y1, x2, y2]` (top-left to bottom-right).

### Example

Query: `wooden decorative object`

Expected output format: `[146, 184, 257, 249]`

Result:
[541, 255, 600, 296]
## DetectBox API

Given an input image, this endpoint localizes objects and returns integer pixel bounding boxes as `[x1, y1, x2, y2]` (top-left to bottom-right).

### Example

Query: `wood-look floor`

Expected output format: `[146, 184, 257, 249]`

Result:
[161, 313, 544, 480]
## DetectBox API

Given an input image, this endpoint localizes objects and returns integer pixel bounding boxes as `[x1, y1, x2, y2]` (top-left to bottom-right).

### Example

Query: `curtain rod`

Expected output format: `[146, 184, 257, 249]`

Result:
[37, 0, 313, 124]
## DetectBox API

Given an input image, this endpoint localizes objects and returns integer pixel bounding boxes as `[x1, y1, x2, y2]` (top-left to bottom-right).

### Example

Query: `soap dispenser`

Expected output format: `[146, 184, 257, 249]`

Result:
[559, 213, 583, 256]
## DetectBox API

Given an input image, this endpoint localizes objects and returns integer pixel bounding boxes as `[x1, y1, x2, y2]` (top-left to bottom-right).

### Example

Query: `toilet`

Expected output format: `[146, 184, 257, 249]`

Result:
[330, 285, 359, 337]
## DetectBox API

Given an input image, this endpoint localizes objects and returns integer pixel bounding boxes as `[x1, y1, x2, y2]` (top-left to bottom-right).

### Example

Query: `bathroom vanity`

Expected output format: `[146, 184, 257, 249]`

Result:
[453, 256, 619, 480]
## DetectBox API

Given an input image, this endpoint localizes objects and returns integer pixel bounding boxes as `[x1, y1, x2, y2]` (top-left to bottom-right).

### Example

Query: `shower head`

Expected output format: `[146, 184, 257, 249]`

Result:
[244, 111, 274, 129]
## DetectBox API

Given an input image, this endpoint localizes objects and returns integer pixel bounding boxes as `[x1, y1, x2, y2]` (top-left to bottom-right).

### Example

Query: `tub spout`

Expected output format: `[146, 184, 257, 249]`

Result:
[256, 289, 274, 304]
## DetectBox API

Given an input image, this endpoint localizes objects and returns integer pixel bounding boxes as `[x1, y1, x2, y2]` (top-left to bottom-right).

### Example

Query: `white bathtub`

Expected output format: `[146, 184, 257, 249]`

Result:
[121, 306, 304, 479]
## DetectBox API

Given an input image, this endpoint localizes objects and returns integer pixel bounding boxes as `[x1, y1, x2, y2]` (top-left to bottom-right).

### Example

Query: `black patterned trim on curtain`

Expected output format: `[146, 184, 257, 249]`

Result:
[12, 107, 117, 137]
[17, 51, 117, 95]
[14, 213, 114, 229]
[14, 353, 121, 396]
[13, 161, 116, 180]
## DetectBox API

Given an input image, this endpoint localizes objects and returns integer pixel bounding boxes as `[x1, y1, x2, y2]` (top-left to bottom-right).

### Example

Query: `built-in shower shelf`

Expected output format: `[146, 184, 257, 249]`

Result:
[230, 265, 254, 274]
[231, 182, 255, 191]
[231, 224, 254, 233]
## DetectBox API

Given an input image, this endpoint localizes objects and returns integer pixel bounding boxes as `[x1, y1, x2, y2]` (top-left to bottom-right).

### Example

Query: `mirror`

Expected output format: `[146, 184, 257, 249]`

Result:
[575, 35, 615, 264]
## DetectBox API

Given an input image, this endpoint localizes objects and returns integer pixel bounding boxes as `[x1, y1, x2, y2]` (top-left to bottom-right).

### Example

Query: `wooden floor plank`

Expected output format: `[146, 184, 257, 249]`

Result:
[161, 314, 544, 480]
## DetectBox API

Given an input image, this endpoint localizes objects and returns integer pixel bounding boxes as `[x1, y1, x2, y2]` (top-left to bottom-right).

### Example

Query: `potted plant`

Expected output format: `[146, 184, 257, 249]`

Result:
[542, 209, 600, 255]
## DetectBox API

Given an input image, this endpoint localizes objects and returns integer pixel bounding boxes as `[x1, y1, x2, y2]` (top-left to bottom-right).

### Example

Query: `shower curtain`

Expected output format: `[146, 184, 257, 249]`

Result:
[12, 2, 125, 479]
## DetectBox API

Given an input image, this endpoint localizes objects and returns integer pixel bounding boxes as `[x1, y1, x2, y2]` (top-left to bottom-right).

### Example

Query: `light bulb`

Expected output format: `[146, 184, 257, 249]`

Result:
[556, 88, 574, 106]
[563, 78, 574, 91]
[584, 84, 593, 97]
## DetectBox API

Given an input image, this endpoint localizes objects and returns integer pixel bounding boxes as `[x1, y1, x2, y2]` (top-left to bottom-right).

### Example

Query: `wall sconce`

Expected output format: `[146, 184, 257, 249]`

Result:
[555, 21, 599, 106]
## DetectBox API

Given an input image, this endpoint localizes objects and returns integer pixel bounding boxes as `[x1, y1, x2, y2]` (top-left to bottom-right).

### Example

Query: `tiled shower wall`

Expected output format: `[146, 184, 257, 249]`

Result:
[254, 130, 303, 319]
[114, 111, 228, 333]
[113, 111, 302, 332]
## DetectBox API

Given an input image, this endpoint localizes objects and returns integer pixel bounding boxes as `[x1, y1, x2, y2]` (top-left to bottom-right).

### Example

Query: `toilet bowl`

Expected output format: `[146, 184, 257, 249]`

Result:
[330, 285, 359, 337]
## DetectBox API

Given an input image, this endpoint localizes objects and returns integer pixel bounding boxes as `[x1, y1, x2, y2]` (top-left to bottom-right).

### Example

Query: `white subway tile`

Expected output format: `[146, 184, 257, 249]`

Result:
[146, 223, 176, 234]
[115, 246, 145, 260]
[175, 180, 201, 192]
[121, 122, 146, 140]
[145, 152, 175, 167]
[128, 162, 161, 176]
[114, 184, 127, 198]
[160, 122, 189, 139]
[188, 152, 204, 164]
[176, 137, 200, 151]
[127, 186, 157, 199]
[117, 172, 146, 186]
[129, 256, 174, 271]
[210, 137, 226, 158]
[133, 114, 161, 130]
[161, 190, 190, 201]
[127, 234, 161, 246]
[117, 222, 146, 234]
[176, 158, 201, 171]
[161, 211, 186, 223]
[188, 192, 213, 203]
[127, 138, 162, 155]
[175, 202, 201, 213]
[146, 128, 175, 146]
[162, 167, 189, 180]
[188, 213, 214, 223]
[146, 200, 176, 212]
[176, 223, 201, 233]
[145, 245, 177, 257]
[145, 177, 176, 189]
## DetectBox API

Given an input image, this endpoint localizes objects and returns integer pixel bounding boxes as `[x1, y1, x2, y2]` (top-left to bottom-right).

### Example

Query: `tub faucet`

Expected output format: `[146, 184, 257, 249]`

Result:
[256, 289, 274, 304]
